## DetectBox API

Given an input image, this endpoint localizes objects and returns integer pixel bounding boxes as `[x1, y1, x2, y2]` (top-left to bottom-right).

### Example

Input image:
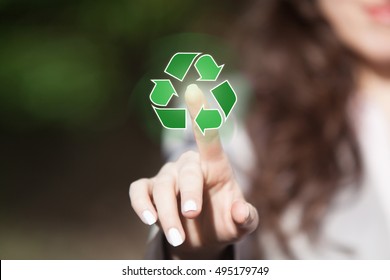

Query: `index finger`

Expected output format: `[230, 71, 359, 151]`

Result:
[185, 84, 225, 162]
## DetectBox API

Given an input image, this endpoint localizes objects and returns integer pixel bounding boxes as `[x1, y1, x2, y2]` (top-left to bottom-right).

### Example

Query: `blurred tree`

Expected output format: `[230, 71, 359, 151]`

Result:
[0, 0, 199, 131]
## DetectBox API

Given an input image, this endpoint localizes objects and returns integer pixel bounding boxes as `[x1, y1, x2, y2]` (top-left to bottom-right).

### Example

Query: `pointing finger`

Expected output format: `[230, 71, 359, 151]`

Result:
[185, 84, 225, 162]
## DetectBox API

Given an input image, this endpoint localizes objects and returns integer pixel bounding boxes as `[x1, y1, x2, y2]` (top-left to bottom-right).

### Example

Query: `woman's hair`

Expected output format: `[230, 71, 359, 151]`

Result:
[237, 0, 362, 256]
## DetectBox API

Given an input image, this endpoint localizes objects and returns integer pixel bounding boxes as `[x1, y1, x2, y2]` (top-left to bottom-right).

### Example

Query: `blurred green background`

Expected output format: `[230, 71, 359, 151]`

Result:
[0, 0, 245, 258]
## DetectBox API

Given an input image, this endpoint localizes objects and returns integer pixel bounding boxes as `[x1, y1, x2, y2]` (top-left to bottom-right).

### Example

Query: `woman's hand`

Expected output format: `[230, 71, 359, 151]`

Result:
[129, 84, 259, 259]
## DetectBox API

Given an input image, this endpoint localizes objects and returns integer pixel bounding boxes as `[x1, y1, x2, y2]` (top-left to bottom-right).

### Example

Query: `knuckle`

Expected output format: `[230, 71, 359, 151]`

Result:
[180, 163, 201, 175]
[129, 178, 151, 205]
[180, 150, 200, 162]
[181, 174, 202, 187]
[154, 174, 174, 188]
[164, 161, 175, 169]
[129, 179, 144, 196]
[159, 162, 177, 174]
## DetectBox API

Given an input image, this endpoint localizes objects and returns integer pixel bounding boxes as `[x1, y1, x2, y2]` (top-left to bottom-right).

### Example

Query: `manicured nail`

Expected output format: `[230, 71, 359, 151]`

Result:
[183, 200, 197, 212]
[167, 228, 184, 247]
[142, 210, 156, 225]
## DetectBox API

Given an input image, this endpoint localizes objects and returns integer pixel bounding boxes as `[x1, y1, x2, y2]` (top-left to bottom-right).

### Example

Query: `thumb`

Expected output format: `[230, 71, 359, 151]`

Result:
[231, 200, 259, 235]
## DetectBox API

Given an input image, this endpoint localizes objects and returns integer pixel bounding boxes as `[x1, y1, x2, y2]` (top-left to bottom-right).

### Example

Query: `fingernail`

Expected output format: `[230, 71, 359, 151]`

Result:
[187, 84, 199, 91]
[183, 200, 197, 212]
[167, 228, 184, 247]
[185, 84, 202, 104]
[244, 203, 250, 221]
[142, 210, 156, 225]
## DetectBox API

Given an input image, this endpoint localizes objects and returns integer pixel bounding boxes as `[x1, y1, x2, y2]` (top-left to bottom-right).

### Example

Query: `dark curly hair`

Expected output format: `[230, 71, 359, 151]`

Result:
[236, 0, 362, 257]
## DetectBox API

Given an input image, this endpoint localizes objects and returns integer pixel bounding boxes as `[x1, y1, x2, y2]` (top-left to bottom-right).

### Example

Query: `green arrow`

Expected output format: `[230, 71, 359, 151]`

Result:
[164, 52, 200, 81]
[149, 80, 177, 106]
[195, 106, 222, 135]
[194, 54, 224, 81]
[211, 80, 237, 118]
[153, 107, 186, 129]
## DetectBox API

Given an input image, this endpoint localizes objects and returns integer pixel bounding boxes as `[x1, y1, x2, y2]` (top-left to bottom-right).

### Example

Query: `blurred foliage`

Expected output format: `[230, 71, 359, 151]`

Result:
[0, 0, 203, 131]
[0, 33, 115, 128]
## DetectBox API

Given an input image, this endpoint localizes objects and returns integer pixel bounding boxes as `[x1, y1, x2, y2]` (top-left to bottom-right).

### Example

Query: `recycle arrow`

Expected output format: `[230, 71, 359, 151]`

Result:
[150, 52, 238, 133]
[149, 80, 177, 106]
[195, 106, 222, 135]
[164, 52, 200, 81]
[195, 54, 224, 81]
[210, 80, 237, 118]
[153, 107, 186, 129]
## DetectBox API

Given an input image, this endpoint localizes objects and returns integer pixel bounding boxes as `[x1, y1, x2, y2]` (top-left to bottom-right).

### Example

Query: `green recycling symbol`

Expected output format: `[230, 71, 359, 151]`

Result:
[149, 52, 237, 135]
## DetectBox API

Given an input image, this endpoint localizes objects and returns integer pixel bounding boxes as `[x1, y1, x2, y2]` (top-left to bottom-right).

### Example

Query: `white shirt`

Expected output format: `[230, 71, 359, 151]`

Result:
[155, 97, 390, 259]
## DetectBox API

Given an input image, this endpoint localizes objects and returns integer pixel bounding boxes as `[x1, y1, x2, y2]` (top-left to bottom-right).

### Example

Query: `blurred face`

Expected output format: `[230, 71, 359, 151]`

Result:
[318, 0, 390, 65]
